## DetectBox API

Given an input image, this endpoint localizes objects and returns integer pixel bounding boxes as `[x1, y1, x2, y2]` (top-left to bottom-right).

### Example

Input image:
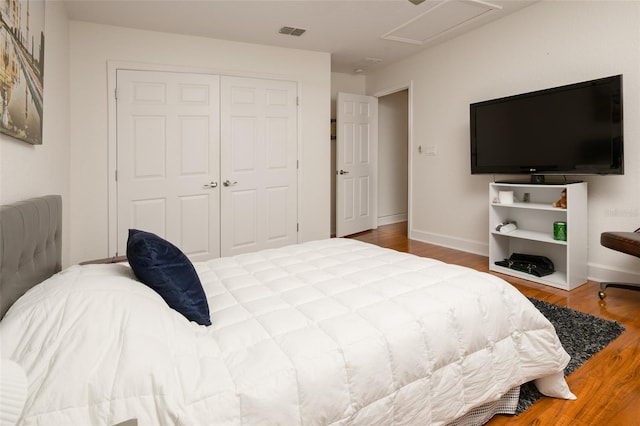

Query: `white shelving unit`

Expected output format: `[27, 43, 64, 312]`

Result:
[489, 181, 588, 290]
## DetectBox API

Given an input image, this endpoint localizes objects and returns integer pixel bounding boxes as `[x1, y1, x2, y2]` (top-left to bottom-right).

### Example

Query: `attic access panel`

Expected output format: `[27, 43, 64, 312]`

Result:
[383, 0, 501, 45]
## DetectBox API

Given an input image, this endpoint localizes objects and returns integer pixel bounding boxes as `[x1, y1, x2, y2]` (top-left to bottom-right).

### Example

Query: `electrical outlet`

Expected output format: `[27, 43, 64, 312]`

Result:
[604, 208, 640, 217]
[424, 145, 437, 156]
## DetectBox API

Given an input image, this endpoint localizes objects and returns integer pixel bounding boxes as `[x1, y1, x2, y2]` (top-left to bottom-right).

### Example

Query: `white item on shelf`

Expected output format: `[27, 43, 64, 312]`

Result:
[498, 191, 514, 204]
[499, 223, 517, 233]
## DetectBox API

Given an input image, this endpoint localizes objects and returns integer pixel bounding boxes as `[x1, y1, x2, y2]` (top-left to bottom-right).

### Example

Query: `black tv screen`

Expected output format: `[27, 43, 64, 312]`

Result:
[470, 75, 623, 178]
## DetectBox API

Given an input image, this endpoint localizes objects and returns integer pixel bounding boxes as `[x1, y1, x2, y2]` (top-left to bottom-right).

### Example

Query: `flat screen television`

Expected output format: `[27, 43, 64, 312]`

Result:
[470, 75, 623, 182]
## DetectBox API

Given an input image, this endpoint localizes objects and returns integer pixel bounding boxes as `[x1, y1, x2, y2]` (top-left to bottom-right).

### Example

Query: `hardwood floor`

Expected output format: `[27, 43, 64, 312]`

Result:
[347, 222, 640, 425]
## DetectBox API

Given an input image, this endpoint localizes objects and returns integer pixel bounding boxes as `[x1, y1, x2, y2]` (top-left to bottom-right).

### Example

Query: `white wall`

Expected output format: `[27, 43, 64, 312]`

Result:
[69, 21, 331, 264]
[367, 1, 640, 282]
[0, 1, 71, 265]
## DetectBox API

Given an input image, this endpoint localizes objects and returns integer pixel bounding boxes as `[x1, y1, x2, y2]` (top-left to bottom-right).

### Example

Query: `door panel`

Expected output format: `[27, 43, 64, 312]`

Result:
[229, 189, 258, 248]
[266, 186, 289, 240]
[220, 76, 298, 256]
[133, 116, 166, 178]
[180, 116, 210, 175]
[336, 92, 378, 237]
[130, 198, 166, 237]
[179, 195, 211, 254]
[117, 70, 221, 260]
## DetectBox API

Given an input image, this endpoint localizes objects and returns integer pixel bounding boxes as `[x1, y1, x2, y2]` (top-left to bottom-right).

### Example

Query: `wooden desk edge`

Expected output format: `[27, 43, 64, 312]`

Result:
[79, 255, 128, 265]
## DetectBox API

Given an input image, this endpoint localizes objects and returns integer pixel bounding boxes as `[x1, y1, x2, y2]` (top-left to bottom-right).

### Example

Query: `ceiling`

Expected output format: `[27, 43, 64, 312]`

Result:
[63, 0, 537, 74]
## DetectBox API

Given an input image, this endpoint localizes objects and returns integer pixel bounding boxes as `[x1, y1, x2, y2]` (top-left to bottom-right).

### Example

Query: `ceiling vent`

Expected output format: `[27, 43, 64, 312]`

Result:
[279, 26, 306, 37]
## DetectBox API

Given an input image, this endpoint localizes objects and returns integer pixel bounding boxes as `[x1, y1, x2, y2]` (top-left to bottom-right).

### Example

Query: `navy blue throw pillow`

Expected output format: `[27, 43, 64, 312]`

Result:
[126, 229, 211, 326]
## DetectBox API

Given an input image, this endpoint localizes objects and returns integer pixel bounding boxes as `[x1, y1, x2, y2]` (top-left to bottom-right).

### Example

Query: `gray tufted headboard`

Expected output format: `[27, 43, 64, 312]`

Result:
[0, 195, 62, 319]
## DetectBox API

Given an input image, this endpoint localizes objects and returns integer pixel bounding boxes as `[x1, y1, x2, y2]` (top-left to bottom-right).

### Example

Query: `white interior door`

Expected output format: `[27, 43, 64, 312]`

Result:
[336, 92, 378, 237]
[220, 76, 298, 256]
[116, 70, 221, 260]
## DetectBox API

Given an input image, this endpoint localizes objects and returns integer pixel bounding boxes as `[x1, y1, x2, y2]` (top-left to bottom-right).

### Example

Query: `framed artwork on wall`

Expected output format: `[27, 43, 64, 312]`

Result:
[0, 0, 46, 145]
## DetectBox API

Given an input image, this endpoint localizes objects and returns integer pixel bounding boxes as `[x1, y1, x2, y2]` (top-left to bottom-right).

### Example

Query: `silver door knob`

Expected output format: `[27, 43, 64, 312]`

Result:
[338, 170, 349, 175]
[223, 180, 238, 187]
[203, 181, 218, 188]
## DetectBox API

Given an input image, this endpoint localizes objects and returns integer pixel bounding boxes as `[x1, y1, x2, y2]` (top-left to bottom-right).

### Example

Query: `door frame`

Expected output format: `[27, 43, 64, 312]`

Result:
[107, 61, 303, 257]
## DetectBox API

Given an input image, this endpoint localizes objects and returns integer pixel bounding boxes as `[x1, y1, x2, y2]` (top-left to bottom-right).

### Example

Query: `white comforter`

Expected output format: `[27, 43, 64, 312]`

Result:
[1, 238, 573, 425]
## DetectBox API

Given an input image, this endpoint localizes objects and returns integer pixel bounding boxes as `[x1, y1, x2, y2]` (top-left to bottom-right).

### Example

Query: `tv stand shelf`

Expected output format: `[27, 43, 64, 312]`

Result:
[490, 201, 564, 211]
[490, 229, 566, 245]
[489, 182, 588, 290]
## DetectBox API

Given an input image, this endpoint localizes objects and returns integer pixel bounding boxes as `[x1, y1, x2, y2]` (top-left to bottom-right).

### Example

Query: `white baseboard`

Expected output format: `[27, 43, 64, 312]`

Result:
[409, 228, 489, 256]
[588, 262, 640, 284]
[377, 213, 408, 226]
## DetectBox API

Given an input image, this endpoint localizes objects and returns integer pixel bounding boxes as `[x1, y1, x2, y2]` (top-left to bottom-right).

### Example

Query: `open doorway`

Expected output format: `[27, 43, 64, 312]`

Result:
[331, 87, 409, 237]
[377, 89, 409, 229]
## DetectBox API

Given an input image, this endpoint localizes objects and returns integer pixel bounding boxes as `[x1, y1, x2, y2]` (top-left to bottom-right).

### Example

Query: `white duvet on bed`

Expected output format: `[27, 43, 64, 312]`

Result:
[0, 238, 573, 425]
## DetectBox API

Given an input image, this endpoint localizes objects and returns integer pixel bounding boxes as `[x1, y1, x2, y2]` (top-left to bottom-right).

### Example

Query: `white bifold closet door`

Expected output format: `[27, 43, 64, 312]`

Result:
[116, 70, 221, 261]
[219, 76, 298, 257]
[115, 70, 297, 260]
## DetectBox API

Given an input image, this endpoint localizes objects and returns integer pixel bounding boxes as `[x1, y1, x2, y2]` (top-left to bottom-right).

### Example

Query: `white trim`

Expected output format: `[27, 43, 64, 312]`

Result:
[106, 60, 301, 82]
[107, 62, 118, 256]
[295, 82, 301, 244]
[589, 262, 640, 285]
[378, 213, 408, 226]
[374, 81, 412, 98]
[410, 228, 489, 256]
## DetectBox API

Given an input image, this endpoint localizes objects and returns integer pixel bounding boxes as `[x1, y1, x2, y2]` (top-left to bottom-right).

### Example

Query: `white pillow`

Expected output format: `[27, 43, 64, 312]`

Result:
[534, 371, 577, 400]
[0, 359, 28, 425]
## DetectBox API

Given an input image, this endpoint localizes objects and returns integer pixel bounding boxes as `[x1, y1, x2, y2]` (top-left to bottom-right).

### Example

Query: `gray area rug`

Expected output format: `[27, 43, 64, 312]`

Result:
[515, 297, 626, 414]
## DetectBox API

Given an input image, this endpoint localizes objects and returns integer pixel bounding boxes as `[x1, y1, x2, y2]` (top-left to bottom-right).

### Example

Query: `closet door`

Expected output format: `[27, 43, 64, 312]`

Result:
[116, 70, 221, 260]
[220, 76, 298, 256]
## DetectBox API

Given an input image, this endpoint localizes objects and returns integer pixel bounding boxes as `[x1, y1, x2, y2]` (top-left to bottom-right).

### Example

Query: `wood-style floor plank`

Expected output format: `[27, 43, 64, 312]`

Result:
[347, 222, 640, 425]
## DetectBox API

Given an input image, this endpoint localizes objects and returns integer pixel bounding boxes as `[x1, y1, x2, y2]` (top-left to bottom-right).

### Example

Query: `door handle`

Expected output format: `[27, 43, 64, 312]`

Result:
[338, 170, 349, 175]
[203, 181, 218, 188]
[223, 180, 238, 187]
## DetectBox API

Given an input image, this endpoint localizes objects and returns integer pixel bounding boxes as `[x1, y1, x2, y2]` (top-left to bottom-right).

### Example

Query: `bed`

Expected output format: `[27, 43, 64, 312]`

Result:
[0, 195, 575, 425]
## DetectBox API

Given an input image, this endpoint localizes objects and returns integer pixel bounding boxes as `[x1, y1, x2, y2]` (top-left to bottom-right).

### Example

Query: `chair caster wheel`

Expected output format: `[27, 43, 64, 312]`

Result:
[598, 290, 607, 300]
